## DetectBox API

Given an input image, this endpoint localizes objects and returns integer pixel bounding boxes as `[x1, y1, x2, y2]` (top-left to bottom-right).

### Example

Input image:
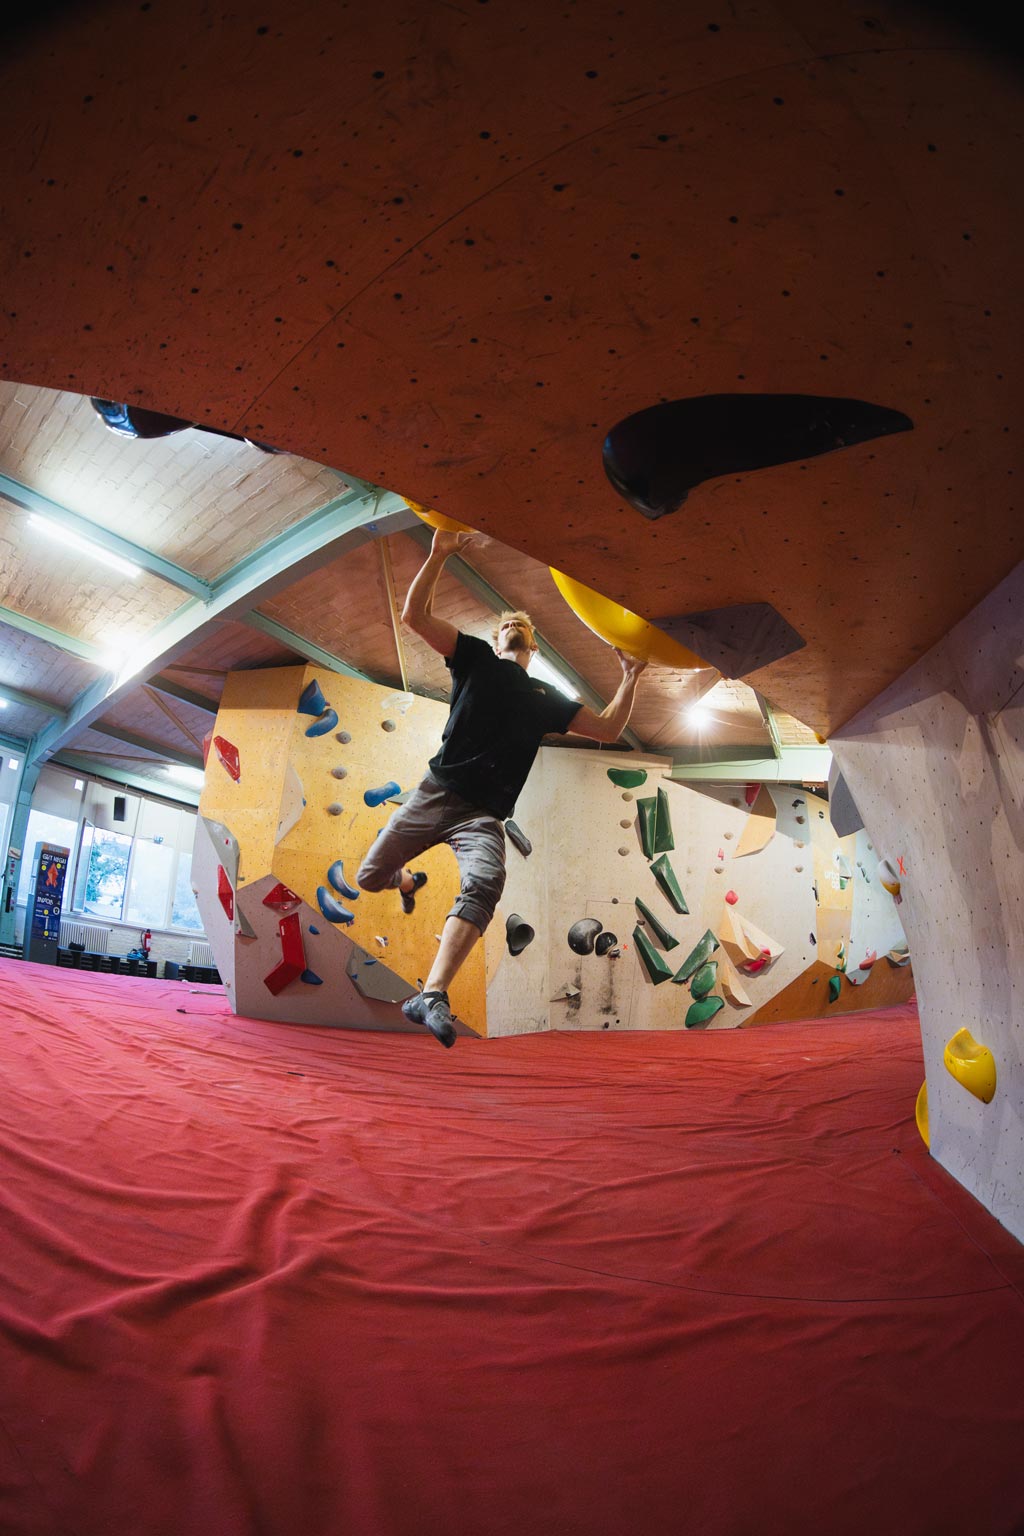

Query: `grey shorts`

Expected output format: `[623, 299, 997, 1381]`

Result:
[355, 771, 506, 935]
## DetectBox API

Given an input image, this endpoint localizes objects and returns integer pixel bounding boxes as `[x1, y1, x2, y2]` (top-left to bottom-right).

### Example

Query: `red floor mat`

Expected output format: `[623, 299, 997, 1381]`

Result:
[0, 958, 1021, 1536]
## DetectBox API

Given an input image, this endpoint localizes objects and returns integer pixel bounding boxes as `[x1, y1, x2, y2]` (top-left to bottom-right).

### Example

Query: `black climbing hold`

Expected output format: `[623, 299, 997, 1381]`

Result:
[568, 918, 603, 955]
[506, 913, 535, 956]
[505, 819, 532, 857]
[595, 931, 618, 956]
[603, 394, 914, 519]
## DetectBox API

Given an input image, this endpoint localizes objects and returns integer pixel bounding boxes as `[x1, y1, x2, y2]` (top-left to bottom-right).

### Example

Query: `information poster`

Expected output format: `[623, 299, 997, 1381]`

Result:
[24, 841, 70, 964]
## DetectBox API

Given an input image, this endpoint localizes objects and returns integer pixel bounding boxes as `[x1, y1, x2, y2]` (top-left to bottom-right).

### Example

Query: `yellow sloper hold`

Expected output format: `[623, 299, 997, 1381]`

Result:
[401, 496, 473, 534]
[943, 1028, 997, 1104]
[548, 567, 706, 669]
[916, 1081, 930, 1148]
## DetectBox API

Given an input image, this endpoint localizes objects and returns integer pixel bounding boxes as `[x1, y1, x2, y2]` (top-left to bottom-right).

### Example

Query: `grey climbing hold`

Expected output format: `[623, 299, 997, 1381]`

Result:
[381, 719, 396, 732]
[331, 766, 348, 780]
[327, 803, 343, 816]
[568, 918, 603, 955]
[335, 731, 351, 744]
[506, 913, 535, 956]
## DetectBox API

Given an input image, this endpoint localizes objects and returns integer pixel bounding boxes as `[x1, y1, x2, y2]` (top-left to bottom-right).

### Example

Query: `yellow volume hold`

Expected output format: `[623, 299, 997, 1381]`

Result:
[943, 1028, 997, 1105]
[915, 1081, 930, 1149]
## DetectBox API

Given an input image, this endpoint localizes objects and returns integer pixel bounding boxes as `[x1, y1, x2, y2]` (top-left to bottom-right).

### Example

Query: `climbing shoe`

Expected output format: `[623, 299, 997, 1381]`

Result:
[401, 988, 456, 1048]
[400, 871, 428, 914]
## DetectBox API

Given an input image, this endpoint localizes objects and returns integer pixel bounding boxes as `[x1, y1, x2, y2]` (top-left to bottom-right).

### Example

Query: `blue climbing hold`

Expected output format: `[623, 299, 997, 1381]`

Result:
[309, 924, 320, 935]
[327, 860, 360, 899]
[298, 679, 327, 716]
[316, 886, 355, 924]
[364, 781, 401, 807]
[306, 709, 339, 738]
[300, 968, 324, 986]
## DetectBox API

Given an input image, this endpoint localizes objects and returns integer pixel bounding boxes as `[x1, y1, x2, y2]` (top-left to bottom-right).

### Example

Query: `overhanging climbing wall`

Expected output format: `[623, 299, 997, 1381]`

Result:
[484, 746, 912, 1034]
[831, 559, 1024, 1243]
[194, 664, 487, 1035]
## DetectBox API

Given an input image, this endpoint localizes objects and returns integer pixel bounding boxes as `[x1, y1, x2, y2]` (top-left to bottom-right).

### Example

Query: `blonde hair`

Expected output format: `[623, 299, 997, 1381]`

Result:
[491, 610, 536, 649]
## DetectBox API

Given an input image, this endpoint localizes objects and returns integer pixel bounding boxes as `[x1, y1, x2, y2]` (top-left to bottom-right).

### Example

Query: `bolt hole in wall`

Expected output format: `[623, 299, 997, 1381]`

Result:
[9, 764, 206, 961]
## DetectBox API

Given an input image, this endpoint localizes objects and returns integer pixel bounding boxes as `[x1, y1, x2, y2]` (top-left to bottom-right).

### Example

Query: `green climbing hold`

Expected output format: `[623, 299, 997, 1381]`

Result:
[673, 929, 719, 984]
[653, 787, 675, 854]
[828, 974, 843, 1003]
[686, 996, 725, 1029]
[635, 897, 678, 950]
[637, 796, 658, 859]
[633, 924, 675, 985]
[650, 853, 689, 914]
[607, 768, 648, 789]
[690, 961, 718, 1000]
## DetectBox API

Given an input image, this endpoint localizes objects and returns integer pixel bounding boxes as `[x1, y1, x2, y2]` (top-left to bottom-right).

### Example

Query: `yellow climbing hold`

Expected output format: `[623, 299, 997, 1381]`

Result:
[549, 567, 705, 669]
[402, 497, 473, 534]
[915, 1080, 930, 1149]
[943, 1027, 997, 1104]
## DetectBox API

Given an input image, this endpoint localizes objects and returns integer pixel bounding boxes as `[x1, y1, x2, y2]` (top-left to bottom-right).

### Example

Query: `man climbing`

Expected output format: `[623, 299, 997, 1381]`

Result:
[356, 526, 647, 1046]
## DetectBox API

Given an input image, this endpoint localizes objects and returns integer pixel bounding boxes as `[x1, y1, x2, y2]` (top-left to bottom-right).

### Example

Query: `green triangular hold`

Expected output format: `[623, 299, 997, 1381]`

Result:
[632, 924, 675, 984]
[690, 960, 718, 1000]
[635, 897, 678, 950]
[686, 996, 725, 1029]
[637, 796, 658, 859]
[828, 974, 843, 1003]
[650, 853, 688, 914]
[607, 768, 648, 789]
[653, 786, 675, 853]
[673, 929, 719, 984]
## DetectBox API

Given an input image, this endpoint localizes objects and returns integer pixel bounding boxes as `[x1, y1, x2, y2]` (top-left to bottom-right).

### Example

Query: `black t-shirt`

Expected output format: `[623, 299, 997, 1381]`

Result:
[428, 632, 581, 817]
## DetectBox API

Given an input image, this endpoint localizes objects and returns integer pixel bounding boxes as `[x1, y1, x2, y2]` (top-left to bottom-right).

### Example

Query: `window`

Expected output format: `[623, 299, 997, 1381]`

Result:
[125, 838, 176, 927]
[15, 811, 79, 907]
[171, 851, 203, 932]
[79, 826, 133, 921]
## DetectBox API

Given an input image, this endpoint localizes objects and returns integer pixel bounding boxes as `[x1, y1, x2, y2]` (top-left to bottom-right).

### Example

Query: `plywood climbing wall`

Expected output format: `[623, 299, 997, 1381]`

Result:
[196, 663, 487, 1036]
[831, 559, 1024, 1244]
[483, 747, 908, 1036]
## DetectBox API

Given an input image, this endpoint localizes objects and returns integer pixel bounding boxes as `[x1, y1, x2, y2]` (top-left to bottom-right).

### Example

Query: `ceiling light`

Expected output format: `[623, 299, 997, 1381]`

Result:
[0, 698, 7, 709]
[28, 512, 141, 579]
[530, 653, 580, 700]
[162, 764, 205, 789]
[8, 759, 19, 771]
[688, 701, 712, 728]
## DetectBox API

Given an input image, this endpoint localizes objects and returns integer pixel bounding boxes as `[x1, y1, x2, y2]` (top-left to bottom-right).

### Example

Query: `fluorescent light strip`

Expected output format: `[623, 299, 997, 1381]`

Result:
[530, 653, 580, 700]
[28, 513, 141, 579]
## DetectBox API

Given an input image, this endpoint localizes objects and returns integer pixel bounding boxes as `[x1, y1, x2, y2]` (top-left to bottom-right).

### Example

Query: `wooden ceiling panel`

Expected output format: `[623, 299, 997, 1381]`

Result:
[0, 384, 352, 581]
[69, 724, 169, 763]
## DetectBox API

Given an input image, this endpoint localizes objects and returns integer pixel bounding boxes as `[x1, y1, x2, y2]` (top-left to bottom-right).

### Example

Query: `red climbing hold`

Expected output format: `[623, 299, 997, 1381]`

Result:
[262, 881, 301, 911]
[744, 782, 760, 807]
[741, 947, 771, 975]
[217, 864, 234, 921]
[213, 735, 241, 782]
[263, 912, 306, 995]
[725, 889, 738, 905]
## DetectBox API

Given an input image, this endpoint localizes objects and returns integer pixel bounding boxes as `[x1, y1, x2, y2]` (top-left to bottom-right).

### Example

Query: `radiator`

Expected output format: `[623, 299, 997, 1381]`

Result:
[188, 940, 216, 968]
[59, 920, 110, 954]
